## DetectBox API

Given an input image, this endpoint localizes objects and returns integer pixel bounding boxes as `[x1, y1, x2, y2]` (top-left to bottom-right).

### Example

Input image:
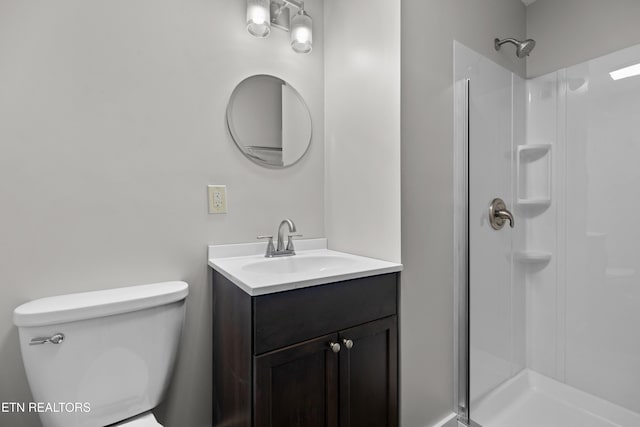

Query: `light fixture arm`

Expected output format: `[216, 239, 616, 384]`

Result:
[282, 0, 304, 11]
[273, 0, 304, 16]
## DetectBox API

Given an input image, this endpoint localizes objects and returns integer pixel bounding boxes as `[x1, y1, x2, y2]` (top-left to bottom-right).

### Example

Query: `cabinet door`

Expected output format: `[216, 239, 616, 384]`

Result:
[254, 333, 339, 427]
[339, 316, 398, 427]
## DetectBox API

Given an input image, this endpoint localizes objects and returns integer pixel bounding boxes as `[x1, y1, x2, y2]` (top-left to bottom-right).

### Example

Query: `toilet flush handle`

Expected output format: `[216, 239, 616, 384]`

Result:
[30, 333, 65, 345]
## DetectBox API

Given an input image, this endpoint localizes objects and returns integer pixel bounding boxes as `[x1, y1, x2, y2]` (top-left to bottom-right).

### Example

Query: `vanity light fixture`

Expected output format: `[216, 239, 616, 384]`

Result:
[609, 62, 640, 81]
[246, 0, 313, 54]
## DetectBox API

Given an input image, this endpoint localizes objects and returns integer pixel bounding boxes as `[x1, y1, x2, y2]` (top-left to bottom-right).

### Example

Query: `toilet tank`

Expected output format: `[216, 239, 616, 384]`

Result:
[13, 281, 188, 427]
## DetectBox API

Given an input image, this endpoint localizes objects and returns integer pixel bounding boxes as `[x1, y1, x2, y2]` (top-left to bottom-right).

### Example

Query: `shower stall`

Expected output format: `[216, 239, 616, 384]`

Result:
[454, 41, 640, 426]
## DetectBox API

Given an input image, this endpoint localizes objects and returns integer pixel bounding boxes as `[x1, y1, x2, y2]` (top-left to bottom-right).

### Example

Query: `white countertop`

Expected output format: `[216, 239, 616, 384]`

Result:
[208, 239, 402, 296]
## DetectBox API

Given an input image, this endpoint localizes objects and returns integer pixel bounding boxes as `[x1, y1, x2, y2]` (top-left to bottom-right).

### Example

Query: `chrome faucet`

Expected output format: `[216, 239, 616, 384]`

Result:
[277, 219, 296, 251]
[257, 219, 302, 257]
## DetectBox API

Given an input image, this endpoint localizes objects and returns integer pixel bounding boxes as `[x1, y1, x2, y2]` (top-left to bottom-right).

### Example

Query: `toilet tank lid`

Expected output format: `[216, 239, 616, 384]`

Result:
[13, 281, 189, 327]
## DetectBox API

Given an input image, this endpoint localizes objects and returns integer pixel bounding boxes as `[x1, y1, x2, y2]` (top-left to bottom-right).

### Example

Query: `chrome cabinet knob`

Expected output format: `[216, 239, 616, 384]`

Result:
[343, 339, 354, 350]
[329, 342, 341, 353]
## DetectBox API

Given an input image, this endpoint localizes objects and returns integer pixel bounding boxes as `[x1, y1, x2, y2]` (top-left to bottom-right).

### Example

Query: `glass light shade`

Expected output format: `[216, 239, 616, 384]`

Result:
[247, 0, 271, 38]
[291, 10, 312, 53]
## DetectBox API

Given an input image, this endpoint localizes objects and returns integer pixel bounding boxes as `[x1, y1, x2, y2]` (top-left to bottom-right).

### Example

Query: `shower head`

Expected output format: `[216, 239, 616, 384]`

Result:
[494, 37, 536, 58]
[517, 39, 536, 57]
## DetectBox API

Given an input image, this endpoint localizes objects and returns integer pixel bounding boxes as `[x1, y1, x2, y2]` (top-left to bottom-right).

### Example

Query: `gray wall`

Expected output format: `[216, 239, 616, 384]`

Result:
[527, 0, 640, 77]
[325, 0, 401, 263]
[400, 1, 526, 425]
[0, 1, 324, 426]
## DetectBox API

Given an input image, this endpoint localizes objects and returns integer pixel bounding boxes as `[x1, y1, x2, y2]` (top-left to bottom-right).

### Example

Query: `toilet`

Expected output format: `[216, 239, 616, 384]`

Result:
[13, 281, 189, 427]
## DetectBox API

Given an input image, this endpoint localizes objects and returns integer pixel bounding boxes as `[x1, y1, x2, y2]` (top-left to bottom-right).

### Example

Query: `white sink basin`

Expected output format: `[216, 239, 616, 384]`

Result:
[208, 239, 402, 296]
[241, 255, 356, 275]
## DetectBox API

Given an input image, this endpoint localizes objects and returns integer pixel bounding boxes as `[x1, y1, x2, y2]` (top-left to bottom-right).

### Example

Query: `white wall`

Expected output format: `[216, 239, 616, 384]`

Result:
[526, 0, 640, 77]
[401, 1, 526, 425]
[324, 0, 401, 264]
[0, 1, 324, 426]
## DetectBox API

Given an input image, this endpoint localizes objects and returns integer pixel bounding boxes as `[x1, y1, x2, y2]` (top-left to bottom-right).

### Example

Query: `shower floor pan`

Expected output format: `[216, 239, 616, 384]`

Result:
[472, 369, 640, 427]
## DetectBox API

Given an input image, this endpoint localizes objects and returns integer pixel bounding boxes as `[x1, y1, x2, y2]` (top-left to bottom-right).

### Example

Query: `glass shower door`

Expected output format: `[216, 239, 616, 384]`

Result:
[454, 41, 525, 425]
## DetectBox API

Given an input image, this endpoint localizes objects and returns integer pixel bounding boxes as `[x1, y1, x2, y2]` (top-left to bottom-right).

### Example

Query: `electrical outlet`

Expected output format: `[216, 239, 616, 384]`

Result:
[208, 185, 227, 214]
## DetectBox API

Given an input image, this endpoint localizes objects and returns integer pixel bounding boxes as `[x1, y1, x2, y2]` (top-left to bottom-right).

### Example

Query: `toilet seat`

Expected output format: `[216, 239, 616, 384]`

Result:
[112, 412, 162, 427]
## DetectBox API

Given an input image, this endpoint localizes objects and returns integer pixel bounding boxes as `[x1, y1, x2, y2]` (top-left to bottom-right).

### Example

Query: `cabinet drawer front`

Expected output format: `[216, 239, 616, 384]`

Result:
[253, 273, 397, 354]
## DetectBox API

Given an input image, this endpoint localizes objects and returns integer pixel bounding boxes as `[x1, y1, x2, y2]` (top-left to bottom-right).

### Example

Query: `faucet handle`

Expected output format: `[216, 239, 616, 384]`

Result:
[257, 235, 275, 257]
[286, 234, 303, 252]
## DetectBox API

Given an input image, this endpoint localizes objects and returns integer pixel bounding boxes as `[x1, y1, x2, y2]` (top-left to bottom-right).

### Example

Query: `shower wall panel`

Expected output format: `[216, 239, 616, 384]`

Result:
[526, 43, 640, 414]
[524, 72, 564, 380]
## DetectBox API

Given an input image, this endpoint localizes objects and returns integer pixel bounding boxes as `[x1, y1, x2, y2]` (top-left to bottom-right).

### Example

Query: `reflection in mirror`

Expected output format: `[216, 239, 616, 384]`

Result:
[226, 75, 312, 168]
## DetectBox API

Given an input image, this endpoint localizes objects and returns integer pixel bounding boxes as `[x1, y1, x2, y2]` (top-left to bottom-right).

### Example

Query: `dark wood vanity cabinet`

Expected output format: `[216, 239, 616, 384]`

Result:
[212, 269, 399, 427]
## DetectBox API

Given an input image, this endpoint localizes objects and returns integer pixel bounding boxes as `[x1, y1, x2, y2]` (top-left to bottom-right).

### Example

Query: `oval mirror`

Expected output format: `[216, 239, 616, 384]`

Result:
[226, 75, 312, 168]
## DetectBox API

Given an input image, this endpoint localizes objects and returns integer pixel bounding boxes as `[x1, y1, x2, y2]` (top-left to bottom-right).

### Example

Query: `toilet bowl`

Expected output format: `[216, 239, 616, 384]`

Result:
[13, 281, 188, 427]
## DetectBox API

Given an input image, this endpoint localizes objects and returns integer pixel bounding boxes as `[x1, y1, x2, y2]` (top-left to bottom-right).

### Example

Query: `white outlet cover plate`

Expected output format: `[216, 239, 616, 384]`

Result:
[208, 185, 227, 214]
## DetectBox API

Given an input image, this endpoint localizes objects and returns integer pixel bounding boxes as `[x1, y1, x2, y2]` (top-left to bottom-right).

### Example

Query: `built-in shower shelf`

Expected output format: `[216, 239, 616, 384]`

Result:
[515, 251, 552, 264]
[516, 198, 551, 207]
[518, 144, 551, 159]
[517, 144, 551, 207]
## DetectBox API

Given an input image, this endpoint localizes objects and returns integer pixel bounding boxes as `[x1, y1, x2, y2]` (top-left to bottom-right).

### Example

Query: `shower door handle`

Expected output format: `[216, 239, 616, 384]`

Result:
[489, 198, 514, 230]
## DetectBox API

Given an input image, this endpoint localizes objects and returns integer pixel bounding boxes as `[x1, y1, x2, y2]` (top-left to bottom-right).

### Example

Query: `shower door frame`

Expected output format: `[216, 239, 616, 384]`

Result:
[453, 77, 472, 426]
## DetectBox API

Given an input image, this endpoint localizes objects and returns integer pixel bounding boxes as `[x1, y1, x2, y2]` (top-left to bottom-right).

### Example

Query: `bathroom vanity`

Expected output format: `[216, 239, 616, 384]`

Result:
[208, 239, 401, 427]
